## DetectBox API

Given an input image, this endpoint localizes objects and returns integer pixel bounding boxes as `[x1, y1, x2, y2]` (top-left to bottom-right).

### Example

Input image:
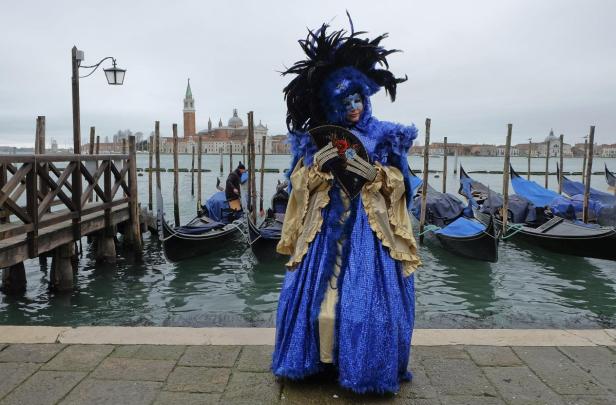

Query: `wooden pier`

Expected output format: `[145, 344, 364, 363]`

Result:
[0, 135, 142, 293]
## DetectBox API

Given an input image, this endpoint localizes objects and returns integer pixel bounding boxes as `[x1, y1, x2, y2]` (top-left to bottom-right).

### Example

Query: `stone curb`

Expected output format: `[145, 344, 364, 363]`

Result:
[0, 326, 614, 346]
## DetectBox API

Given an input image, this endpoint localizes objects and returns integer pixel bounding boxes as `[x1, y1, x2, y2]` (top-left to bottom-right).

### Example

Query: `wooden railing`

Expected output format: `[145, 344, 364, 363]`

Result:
[0, 153, 136, 259]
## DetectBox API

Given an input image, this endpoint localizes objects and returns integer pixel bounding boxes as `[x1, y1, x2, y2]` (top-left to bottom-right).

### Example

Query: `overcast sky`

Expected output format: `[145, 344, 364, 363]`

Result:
[1, 0, 615, 148]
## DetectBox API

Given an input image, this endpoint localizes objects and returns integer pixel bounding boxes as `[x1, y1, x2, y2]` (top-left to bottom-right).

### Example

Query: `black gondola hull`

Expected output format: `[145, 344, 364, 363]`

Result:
[247, 214, 284, 261]
[434, 218, 499, 262]
[475, 211, 616, 261]
[161, 218, 243, 262]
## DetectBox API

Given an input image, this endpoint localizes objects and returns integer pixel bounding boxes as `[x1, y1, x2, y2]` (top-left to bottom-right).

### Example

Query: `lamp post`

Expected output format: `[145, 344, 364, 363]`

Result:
[70, 46, 125, 241]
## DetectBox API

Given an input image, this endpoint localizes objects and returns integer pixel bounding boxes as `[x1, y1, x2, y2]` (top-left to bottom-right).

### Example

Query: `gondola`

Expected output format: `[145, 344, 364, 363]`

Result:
[459, 165, 616, 261]
[156, 186, 245, 262]
[606, 164, 616, 190]
[410, 170, 499, 262]
[557, 163, 616, 206]
[246, 180, 289, 261]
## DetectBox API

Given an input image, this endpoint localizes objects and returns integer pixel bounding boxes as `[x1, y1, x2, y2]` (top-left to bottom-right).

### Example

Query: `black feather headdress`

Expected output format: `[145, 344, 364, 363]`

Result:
[282, 14, 407, 132]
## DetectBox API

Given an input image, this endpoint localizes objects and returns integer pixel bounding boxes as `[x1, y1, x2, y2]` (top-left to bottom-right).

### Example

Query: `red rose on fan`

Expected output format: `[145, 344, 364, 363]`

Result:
[333, 138, 350, 156]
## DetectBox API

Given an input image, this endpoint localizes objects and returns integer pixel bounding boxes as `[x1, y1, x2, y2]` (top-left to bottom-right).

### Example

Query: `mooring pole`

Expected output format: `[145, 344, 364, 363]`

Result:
[419, 118, 431, 244]
[155, 121, 161, 191]
[219, 148, 223, 174]
[248, 112, 257, 222]
[229, 142, 233, 172]
[453, 147, 458, 174]
[558, 134, 564, 194]
[148, 135, 153, 211]
[127, 135, 143, 252]
[95, 135, 100, 202]
[191, 145, 195, 197]
[527, 138, 532, 180]
[544, 138, 550, 189]
[442, 136, 448, 193]
[582, 138, 588, 186]
[502, 124, 513, 236]
[36, 116, 48, 267]
[259, 136, 266, 214]
[583, 126, 595, 223]
[242, 143, 246, 164]
[197, 135, 203, 208]
[172, 124, 180, 227]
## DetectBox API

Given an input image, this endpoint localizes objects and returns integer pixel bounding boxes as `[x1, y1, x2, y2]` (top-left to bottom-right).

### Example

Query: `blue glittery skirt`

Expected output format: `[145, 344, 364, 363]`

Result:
[272, 189, 415, 394]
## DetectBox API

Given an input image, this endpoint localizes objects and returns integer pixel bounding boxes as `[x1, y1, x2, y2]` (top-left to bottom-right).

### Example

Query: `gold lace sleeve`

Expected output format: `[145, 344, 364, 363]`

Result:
[276, 158, 332, 269]
[361, 163, 421, 277]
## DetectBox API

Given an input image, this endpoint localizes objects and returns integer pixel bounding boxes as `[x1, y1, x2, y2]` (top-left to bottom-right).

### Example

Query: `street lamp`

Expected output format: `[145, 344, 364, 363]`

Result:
[71, 45, 126, 156]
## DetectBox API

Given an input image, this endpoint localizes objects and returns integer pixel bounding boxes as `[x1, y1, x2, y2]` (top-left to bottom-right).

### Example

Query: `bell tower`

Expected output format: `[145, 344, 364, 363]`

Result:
[183, 78, 196, 138]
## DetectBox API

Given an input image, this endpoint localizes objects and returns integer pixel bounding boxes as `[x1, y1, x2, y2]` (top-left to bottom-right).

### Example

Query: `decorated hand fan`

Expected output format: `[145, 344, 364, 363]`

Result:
[308, 125, 370, 199]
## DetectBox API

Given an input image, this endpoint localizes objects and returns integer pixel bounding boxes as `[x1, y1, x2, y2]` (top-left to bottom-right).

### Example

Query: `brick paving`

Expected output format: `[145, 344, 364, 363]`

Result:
[0, 343, 614, 404]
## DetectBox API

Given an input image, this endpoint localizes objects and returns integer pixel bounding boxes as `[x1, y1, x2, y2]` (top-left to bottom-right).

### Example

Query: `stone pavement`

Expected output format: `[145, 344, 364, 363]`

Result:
[0, 342, 615, 405]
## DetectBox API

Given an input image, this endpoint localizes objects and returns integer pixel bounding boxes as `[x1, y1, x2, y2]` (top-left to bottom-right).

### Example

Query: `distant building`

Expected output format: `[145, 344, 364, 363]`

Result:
[469, 144, 497, 156]
[496, 145, 519, 157]
[602, 144, 616, 158]
[183, 79, 196, 138]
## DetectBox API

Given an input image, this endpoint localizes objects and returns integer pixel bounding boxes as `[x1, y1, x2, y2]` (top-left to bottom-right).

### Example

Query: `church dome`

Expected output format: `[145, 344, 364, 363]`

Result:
[228, 108, 243, 128]
[544, 129, 558, 143]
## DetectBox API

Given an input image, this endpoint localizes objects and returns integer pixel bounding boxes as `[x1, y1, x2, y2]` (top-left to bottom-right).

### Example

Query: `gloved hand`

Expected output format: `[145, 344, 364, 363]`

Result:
[345, 152, 377, 182]
[313, 143, 339, 172]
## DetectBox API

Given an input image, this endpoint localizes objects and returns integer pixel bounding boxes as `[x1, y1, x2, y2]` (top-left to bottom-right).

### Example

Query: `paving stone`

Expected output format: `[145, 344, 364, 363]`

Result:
[0, 344, 65, 363]
[483, 366, 563, 404]
[0, 370, 85, 405]
[237, 345, 273, 372]
[222, 371, 281, 404]
[558, 346, 616, 391]
[178, 345, 241, 367]
[561, 395, 616, 405]
[91, 357, 175, 381]
[132, 345, 186, 360]
[413, 345, 469, 361]
[439, 396, 505, 405]
[0, 362, 40, 398]
[60, 378, 162, 405]
[422, 358, 497, 397]
[109, 345, 141, 358]
[513, 347, 608, 396]
[42, 344, 113, 371]
[281, 379, 358, 405]
[165, 366, 230, 393]
[398, 364, 437, 399]
[465, 346, 523, 367]
[153, 391, 221, 405]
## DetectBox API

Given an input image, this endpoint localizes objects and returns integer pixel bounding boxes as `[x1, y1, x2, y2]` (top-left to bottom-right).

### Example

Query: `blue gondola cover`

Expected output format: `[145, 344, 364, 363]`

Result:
[435, 216, 485, 237]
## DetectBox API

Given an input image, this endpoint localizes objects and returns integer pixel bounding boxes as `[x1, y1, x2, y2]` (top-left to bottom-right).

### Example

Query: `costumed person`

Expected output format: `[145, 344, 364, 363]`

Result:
[225, 162, 246, 212]
[272, 15, 421, 394]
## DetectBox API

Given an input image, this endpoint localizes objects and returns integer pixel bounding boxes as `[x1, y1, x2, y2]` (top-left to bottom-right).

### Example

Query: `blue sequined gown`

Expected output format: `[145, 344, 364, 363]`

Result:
[272, 102, 418, 394]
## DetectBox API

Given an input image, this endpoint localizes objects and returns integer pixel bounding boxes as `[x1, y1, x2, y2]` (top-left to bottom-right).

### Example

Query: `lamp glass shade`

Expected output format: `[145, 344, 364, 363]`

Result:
[104, 67, 126, 85]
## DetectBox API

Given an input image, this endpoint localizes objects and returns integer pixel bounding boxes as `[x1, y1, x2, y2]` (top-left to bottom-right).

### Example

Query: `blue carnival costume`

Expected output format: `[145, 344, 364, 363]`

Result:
[272, 17, 421, 394]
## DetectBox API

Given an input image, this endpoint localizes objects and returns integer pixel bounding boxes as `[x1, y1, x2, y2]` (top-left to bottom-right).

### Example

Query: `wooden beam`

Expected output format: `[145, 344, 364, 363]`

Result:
[419, 118, 430, 244]
[502, 124, 513, 236]
[172, 123, 180, 227]
[583, 126, 595, 223]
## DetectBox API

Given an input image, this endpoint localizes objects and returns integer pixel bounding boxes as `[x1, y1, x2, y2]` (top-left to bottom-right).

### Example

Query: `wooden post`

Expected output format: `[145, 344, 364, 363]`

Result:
[197, 135, 202, 206]
[127, 135, 142, 251]
[88, 126, 95, 203]
[36, 116, 49, 210]
[97, 156, 116, 263]
[419, 118, 431, 244]
[229, 142, 233, 172]
[95, 135, 100, 202]
[70, 48, 82, 242]
[583, 126, 595, 223]
[155, 121, 161, 191]
[544, 138, 550, 189]
[242, 143, 246, 164]
[259, 136, 266, 213]
[248, 112, 257, 222]
[122, 138, 127, 154]
[582, 138, 588, 185]
[502, 124, 513, 236]
[172, 124, 180, 227]
[527, 138, 532, 180]
[558, 134, 564, 194]
[191, 145, 195, 197]
[148, 135, 153, 211]
[219, 148, 223, 173]
[453, 147, 458, 174]
[442, 136, 448, 193]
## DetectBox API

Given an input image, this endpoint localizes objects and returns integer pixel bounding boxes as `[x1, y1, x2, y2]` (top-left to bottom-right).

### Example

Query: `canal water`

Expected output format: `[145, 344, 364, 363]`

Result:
[1, 155, 615, 329]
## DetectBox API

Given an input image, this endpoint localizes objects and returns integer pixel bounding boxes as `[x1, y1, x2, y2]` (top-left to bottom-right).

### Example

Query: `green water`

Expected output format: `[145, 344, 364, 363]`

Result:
[1, 156, 615, 328]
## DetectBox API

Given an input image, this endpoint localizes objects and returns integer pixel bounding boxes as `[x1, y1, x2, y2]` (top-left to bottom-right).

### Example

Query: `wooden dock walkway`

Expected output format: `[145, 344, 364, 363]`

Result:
[0, 136, 143, 293]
